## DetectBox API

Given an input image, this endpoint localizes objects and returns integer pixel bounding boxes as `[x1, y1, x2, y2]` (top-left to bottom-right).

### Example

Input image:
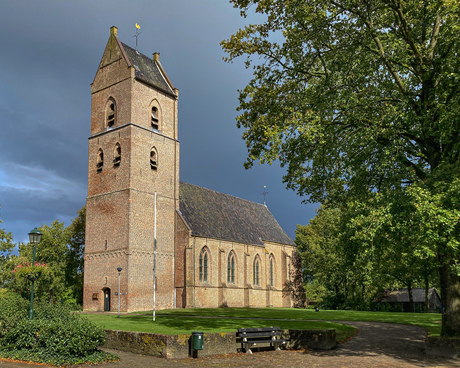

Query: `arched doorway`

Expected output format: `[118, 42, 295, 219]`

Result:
[104, 288, 111, 311]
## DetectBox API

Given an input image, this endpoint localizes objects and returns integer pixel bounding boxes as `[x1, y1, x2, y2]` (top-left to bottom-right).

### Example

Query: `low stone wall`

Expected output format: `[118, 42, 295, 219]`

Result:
[286, 329, 336, 350]
[103, 328, 336, 359]
[425, 336, 460, 358]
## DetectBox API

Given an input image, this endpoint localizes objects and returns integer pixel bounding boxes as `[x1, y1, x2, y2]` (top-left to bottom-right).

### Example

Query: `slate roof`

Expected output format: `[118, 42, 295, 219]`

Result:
[120, 42, 175, 95]
[179, 182, 295, 247]
[376, 288, 440, 303]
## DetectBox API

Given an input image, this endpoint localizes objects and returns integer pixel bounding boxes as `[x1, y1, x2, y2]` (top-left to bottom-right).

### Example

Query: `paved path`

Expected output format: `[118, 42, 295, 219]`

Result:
[1, 321, 459, 368]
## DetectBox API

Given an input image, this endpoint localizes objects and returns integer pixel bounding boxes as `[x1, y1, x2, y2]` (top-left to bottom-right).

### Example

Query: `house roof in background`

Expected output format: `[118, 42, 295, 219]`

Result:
[376, 288, 440, 303]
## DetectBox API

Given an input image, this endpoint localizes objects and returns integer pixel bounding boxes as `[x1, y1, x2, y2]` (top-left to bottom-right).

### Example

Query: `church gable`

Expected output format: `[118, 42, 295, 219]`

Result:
[179, 182, 295, 246]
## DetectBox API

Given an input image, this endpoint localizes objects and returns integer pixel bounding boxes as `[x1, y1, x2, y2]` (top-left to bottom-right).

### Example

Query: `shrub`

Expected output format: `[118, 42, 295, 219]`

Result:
[0, 301, 116, 366]
[0, 292, 28, 339]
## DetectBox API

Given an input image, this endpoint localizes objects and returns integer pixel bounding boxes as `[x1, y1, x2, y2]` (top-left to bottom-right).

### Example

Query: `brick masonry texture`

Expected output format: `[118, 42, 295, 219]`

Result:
[83, 27, 296, 312]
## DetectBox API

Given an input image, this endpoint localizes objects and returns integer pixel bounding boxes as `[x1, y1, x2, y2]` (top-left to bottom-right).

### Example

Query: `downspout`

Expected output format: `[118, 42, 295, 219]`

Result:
[173, 92, 178, 309]
[153, 192, 157, 321]
[193, 237, 196, 307]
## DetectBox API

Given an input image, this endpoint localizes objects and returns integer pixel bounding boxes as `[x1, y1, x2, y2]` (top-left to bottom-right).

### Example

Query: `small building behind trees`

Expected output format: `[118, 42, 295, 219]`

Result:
[374, 288, 441, 313]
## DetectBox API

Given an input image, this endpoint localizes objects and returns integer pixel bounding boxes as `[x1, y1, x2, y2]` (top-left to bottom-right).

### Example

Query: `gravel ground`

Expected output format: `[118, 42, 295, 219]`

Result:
[1, 321, 459, 368]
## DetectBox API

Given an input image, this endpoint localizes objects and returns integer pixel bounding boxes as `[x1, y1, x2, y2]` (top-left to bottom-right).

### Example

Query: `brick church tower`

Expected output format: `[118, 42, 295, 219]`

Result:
[83, 26, 179, 312]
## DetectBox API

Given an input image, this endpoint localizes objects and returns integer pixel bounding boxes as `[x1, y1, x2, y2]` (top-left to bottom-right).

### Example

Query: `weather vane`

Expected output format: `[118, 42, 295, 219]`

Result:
[133, 23, 141, 52]
[262, 185, 269, 206]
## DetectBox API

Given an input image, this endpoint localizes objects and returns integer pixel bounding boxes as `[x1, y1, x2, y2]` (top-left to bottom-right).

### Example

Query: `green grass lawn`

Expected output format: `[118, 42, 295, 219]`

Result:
[157, 308, 442, 336]
[84, 307, 442, 342]
[84, 312, 357, 342]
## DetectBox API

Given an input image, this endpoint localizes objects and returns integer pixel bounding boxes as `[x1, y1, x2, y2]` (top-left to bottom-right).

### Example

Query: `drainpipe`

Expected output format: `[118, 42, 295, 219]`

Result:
[193, 237, 196, 307]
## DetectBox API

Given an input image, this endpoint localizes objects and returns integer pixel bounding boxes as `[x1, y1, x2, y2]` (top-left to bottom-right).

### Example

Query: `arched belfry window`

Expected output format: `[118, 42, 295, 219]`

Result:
[113, 143, 121, 167]
[151, 106, 159, 130]
[97, 149, 104, 172]
[106, 98, 116, 129]
[199, 247, 209, 283]
[227, 251, 235, 284]
[253, 255, 260, 286]
[269, 254, 275, 287]
[150, 147, 158, 171]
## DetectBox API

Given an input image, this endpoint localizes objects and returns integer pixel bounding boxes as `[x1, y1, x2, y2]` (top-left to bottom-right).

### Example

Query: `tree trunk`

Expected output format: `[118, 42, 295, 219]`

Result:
[439, 264, 460, 337]
[408, 282, 414, 313]
[424, 274, 429, 313]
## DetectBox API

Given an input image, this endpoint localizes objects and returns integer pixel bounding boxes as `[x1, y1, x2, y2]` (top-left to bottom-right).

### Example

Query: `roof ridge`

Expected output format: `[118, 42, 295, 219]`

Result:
[180, 181, 267, 208]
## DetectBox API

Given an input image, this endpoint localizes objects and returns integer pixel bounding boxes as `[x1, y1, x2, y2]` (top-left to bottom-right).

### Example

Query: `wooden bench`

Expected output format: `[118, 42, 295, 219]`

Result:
[237, 327, 287, 354]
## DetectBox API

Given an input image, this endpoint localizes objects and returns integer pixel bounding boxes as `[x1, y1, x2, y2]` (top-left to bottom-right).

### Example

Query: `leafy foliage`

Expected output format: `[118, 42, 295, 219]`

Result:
[1, 207, 86, 308]
[283, 250, 307, 308]
[66, 206, 85, 306]
[0, 206, 15, 288]
[0, 301, 116, 366]
[222, 0, 460, 335]
[222, 0, 459, 203]
[0, 291, 28, 339]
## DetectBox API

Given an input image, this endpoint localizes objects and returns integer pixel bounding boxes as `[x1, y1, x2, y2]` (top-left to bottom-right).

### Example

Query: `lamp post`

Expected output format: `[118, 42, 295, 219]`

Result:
[117, 267, 122, 317]
[28, 227, 43, 320]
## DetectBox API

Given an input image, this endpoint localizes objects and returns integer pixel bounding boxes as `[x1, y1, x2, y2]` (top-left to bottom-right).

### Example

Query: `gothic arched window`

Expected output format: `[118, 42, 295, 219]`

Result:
[113, 143, 121, 167]
[199, 247, 209, 283]
[269, 254, 275, 287]
[106, 98, 116, 128]
[150, 147, 158, 171]
[253, 255, 260, 286]
[227, 251, 235, 284]
[97, 149, 104, 172]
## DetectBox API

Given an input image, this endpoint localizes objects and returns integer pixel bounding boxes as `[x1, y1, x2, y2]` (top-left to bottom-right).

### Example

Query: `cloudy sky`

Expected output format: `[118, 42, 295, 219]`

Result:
[0, 0, 317, 244]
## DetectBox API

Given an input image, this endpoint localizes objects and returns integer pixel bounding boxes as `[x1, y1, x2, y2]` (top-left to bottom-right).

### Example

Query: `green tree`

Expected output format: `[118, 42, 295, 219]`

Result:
[15, 220, 70, 302]
[297, 205, 381, 309]
[283, 250, 307, 308]
[0, 206, 14, 258]
[0, 206, 15, 289]
[66, 207, 85, 305]
[222, 0, 460, 335]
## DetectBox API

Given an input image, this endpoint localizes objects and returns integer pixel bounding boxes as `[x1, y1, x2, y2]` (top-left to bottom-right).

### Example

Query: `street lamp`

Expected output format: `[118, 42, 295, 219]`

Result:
[117, 267, 122, 317]
[28, 227, 43, 320]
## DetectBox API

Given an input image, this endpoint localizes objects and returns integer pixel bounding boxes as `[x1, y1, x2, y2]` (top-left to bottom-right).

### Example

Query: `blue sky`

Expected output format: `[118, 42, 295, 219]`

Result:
[0, 0, 317, 244]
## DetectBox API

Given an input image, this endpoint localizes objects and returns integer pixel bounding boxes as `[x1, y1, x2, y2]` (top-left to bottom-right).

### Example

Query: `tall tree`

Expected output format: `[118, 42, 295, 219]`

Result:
[283, 250, 307, 308]
[0, 205, 15, 288]
[222, 0, 460, 335]
[297, 205, 382, 309]
[16, 220, 70, 302]
[66, 207, 85, 305]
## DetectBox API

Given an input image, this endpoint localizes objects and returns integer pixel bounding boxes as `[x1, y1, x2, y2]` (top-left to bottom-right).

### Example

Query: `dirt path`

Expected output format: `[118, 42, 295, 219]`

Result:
[1, 321, 459, 368]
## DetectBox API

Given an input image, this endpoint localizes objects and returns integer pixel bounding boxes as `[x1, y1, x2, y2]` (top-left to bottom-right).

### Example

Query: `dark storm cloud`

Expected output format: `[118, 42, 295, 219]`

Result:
[0, 0, 317, 243]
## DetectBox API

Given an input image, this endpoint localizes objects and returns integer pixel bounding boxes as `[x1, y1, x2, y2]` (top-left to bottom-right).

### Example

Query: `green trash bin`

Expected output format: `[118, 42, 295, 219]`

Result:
[192, 331, 204, 350]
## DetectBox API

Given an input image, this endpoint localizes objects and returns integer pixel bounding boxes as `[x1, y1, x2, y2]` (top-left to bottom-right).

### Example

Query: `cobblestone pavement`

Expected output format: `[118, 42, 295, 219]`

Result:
[1, 321, 459, 368]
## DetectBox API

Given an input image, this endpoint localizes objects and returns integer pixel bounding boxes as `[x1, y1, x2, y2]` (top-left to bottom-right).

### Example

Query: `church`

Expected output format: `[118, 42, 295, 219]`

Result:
[82, 27, 297, 312]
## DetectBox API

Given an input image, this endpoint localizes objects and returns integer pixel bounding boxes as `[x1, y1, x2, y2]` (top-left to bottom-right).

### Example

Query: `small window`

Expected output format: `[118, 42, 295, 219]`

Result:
[97, 149, 104, 172]
[253, 256, 260, 286]
[199, 247, 209, 283]
[227, 251, 235, 284]
[113, 143, 121, 167]
[150, 148, 158, 171]
[106, 99, 116, 128]
[151, 106, 159, 130]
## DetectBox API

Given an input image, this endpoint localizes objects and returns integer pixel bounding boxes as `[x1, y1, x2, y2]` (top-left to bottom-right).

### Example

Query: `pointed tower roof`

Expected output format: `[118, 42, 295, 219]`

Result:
[96, 26, 176, 97]
[121, 42, 176, 96]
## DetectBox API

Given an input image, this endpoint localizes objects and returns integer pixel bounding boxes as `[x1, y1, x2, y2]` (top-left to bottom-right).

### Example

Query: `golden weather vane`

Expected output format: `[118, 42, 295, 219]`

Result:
[133, 23, 141, 52]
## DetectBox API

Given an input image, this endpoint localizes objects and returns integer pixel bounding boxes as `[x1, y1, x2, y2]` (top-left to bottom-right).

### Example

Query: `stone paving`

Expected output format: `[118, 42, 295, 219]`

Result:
[1, 321, 459, 368]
